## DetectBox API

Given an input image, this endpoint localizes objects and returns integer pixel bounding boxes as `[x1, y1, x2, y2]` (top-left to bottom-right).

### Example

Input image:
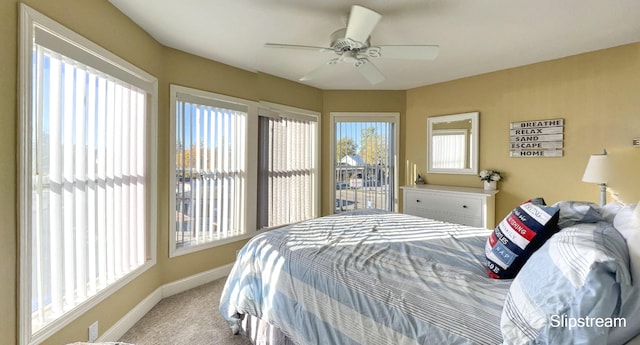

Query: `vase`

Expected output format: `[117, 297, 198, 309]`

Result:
[484, 180, 497, 190]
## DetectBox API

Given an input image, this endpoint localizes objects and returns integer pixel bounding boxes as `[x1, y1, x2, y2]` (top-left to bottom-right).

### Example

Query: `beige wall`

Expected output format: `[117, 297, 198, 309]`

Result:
[0, 0, 18, 342]
[2, 0, 639, 344]
[406, 43, 640, 219]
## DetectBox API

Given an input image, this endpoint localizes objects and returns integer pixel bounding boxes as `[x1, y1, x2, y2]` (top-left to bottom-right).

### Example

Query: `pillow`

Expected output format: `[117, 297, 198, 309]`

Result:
[602, 202, 626, 223]
[501, 222, 632, 345]
[613, 203, 639, 239]
[551, 200, 604, 228]
[485, 198, 560, 279]
[613, 203, 640, 285]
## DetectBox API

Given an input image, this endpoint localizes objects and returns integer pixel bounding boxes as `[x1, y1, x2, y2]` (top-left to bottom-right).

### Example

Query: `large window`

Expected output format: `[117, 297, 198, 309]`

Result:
[257, 106, 319, 229]
[19, 5, 157, 344]
[170, 90, 320, 255]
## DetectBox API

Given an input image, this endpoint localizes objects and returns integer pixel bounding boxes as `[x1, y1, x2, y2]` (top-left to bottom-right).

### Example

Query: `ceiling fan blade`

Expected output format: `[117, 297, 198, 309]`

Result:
[367, 45, 440, 60]
[355, 59, 384, 85]
[299, 60, 339, 81]
[265, 43, 332, 52]
[345, 5, 382, 46]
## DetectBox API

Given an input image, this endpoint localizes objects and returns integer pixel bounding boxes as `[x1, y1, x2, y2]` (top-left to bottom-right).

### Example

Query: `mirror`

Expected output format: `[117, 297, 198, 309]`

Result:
[427, 112, 479, 174]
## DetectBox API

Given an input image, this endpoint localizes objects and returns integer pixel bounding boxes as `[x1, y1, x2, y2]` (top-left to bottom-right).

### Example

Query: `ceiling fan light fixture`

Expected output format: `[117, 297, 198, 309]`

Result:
[363, 47, 381, 58]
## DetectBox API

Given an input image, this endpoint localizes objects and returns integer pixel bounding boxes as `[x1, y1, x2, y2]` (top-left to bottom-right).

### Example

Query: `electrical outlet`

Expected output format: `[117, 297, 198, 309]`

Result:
[88, 321, 99, 342]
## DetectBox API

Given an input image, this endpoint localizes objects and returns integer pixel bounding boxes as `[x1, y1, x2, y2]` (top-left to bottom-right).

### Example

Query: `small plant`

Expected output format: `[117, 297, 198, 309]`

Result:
[479, 169, 502, 182]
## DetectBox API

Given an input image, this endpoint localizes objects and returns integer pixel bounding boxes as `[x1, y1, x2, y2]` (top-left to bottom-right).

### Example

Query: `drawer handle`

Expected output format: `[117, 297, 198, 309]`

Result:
[462, 205, 467, 208]
[416, 199, 421, 203]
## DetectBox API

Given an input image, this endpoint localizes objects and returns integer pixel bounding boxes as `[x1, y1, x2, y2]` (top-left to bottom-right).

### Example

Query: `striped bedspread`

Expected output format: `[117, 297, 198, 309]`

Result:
[220, 210, 513, 345]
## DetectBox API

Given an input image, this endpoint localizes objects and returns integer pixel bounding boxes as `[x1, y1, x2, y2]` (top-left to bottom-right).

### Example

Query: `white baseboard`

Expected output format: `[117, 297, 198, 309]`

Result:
[162, 263, 234, 298]
[99, 263, 234, 341]
[99, 286, 163, 341]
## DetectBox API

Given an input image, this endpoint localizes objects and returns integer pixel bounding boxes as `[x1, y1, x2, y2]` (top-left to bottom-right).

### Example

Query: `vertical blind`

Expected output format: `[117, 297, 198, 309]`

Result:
[30, 45, 148, 332]
[334, 121, 394, 213]
[174, 98, 246, 249]
[257, 115, 317, 229]
[432, 131, 467, 169]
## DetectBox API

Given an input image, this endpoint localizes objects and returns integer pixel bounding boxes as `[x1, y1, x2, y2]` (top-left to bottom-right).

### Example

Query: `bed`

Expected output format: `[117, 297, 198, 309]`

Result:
[219, 201, 640, 345]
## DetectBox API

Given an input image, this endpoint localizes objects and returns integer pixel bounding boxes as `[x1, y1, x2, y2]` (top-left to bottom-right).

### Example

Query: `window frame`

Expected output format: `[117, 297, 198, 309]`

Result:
[169, 84, 259, 257]
[18, 4, 158, 344]
[169, 87, 321, 257]
[329, 112, 400, 214]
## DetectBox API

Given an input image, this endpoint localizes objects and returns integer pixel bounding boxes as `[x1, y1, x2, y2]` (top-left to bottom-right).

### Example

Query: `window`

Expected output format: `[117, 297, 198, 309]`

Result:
[170, 91, 320, 255]
[19, 5, 157, 344]
[331, 113, 399, 213]
[170, 85, 252, 256]
[257, 105, 319, 229]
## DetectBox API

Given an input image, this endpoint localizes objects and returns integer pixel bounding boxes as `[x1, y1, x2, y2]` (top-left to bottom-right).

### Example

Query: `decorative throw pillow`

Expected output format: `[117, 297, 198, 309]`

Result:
[551, 200, 604, 228]
[485, 198, 560, 279]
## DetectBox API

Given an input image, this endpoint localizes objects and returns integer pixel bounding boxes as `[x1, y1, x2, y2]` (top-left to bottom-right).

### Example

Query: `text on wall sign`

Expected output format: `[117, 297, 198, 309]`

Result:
[509, 118, 564, 158]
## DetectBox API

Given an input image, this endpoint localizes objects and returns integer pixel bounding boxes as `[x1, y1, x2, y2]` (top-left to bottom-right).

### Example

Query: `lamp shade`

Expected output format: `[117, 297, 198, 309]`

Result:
[582, 153, 608, 184]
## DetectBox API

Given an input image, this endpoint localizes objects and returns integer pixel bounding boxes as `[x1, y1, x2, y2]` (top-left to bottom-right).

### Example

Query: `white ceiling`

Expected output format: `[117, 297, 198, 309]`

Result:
[108, 0, 640, 90]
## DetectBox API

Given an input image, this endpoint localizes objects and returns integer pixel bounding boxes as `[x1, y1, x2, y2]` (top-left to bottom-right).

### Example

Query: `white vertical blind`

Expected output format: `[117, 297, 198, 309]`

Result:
[334, 120, 394, 213]
[432, 130, 467, 169]
[30, 45, 149, 333]
[20, 6, 158, 343]
[257, 115, 317, 229]
[174, 99, 247, 249]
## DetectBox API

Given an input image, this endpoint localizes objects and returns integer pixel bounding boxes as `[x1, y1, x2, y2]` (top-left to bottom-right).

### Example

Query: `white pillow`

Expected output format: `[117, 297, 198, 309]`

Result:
[500, 222, 631, 345]
[602, 201, 625, 223]
[614, 203, 640, 285]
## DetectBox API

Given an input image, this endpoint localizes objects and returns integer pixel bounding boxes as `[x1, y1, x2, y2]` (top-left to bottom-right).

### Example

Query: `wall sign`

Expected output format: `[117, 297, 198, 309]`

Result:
[509, 118, 564, 158]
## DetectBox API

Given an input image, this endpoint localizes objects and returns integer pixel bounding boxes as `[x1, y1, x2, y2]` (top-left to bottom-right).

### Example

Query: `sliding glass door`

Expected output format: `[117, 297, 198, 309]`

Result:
[332, 113, 399, 213]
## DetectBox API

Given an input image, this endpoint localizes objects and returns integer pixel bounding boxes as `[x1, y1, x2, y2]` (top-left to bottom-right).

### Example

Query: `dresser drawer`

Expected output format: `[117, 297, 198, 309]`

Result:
[404, 190, 482, 216]
[402, 185, 498, 228]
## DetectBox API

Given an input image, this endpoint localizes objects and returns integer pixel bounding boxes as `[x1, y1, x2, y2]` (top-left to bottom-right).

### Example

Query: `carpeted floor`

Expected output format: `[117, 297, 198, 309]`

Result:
[119, 277, 252, 345]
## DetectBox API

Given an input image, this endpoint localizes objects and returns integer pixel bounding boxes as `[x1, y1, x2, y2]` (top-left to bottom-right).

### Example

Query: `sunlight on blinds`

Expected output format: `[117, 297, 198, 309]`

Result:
[257, 116, 317, 229]
[31, 46, 147, 333]
[174, 100, 246, 248]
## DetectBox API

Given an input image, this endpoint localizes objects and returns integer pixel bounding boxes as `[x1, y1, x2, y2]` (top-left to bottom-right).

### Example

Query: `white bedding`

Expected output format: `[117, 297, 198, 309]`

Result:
[219, 206, 640, 344]
[220, 210, 511, 344]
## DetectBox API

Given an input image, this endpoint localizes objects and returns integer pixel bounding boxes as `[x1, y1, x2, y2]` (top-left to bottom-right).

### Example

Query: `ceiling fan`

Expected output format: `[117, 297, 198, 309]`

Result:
[265, 5, 439, 85]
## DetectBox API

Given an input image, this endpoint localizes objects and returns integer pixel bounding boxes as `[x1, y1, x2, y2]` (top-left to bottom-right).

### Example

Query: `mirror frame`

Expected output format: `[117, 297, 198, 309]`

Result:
[427, 111, 479, 175]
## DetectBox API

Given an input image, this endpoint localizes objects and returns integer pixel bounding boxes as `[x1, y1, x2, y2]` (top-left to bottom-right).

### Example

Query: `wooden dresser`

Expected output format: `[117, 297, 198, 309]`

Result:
[401, 184, 499, 228]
